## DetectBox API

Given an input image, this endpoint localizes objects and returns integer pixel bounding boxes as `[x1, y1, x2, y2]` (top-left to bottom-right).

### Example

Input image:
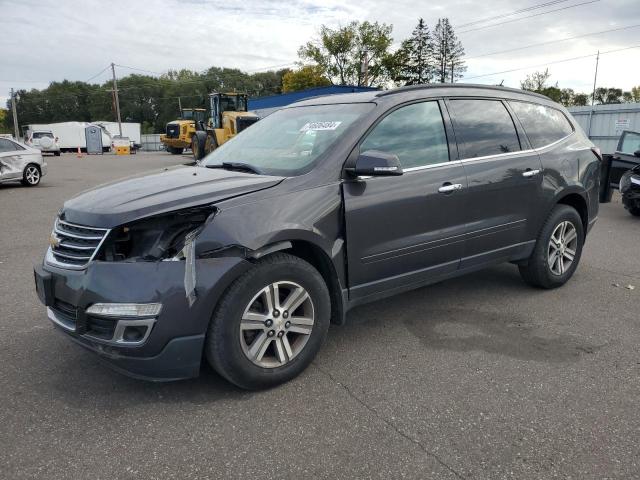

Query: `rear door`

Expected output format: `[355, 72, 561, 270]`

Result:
[445, 98, 543, 268]
[343, 100, 468, 300]
[0, 139, 25, 180]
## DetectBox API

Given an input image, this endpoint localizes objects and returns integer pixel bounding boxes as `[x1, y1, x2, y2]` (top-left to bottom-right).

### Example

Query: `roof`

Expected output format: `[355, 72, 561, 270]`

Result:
[287, 83, 555, 108]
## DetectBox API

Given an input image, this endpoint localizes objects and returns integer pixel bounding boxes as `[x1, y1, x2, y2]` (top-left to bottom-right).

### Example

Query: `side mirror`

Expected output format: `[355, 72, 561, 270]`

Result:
[352, 150, 403, 177]
[634, 150, 640, 158]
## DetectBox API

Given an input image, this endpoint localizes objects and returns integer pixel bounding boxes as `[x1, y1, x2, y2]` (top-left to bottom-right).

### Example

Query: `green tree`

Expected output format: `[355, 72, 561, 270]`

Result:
[282, 65, 331, 92]
[0, 109, 8, 133]
[393, 18, 433, 85]
[593, 87, 623, 104]
[433, 18, 466, 83]
[298, 21, 394, 87]
[572, 93, 589, 106]
[520, 69, 552, 91]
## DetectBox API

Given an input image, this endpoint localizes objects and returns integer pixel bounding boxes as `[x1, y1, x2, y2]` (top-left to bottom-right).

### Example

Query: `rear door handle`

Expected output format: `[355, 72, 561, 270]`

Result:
[522, 169, 541, 178]
[438, 183, 463, 193]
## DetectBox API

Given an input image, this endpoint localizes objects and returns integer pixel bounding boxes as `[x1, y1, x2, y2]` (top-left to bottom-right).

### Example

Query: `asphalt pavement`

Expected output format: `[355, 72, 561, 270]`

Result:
[1, 152, 638, 479]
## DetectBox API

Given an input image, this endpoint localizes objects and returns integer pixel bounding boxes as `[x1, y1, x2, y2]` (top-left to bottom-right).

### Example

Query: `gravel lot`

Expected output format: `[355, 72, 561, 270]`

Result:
[1, 152, 639, 479]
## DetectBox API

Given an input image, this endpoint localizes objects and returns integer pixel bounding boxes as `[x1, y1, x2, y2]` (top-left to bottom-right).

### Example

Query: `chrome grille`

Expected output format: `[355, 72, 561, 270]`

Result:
[46, 218, 109, 270]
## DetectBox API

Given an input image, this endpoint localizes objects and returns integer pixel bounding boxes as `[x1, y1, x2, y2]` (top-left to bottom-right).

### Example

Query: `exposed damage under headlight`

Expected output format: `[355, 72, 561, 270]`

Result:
[97, 205, 217, 263]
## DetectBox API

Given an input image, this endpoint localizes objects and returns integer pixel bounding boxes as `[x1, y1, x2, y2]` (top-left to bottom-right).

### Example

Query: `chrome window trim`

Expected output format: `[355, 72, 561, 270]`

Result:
[457, 130, 574, 163]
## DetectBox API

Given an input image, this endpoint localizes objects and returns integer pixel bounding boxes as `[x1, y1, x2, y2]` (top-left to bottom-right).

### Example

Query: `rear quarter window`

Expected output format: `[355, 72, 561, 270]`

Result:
[509, 101, 574, 149]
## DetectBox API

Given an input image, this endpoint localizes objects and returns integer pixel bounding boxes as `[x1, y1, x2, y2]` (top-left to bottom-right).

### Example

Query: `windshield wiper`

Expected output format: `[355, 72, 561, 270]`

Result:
[206, 162, 263, 175]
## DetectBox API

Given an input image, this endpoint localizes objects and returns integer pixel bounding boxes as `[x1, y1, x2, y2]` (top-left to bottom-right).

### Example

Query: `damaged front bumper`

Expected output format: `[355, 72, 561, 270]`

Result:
[34, 255, 252, 381]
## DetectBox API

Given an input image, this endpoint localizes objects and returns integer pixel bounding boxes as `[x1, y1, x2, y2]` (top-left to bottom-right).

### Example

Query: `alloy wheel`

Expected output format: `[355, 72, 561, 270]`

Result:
[547, 220, 578, 276]
[239, 281, 314, 368]
[25, 166, 40, 185]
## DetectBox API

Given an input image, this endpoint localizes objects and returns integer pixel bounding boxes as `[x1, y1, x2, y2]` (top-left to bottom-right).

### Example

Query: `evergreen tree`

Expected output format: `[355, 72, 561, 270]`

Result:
[433, 18, 466, 83]
[394, 18, 433, 85]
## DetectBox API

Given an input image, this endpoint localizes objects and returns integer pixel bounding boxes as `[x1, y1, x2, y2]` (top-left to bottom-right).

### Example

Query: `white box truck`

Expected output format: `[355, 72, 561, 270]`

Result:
[25, 122, 111, 152]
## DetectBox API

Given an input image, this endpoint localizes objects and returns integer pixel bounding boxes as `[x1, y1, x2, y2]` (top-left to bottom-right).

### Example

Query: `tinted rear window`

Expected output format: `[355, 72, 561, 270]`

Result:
[448, 99, 521, 158]
[509, 101, 573, 148]
[33, 132, 53, 139]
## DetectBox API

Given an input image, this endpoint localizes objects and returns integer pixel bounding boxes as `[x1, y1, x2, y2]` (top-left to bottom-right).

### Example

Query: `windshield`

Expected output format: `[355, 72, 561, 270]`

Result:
[182, 110, 206, 122]
[202, 103, 374, 176]
[220, 95, 246, 112]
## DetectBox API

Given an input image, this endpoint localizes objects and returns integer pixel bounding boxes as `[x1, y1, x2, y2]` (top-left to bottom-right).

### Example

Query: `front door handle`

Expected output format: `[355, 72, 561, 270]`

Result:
[438, 183, 463, 193]
[522, 169, 541, 178]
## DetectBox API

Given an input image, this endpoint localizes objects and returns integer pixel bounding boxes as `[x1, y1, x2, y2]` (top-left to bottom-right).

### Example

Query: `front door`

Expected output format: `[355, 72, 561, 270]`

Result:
[343, 100, 468, 301]
[445, 98, 543, 268]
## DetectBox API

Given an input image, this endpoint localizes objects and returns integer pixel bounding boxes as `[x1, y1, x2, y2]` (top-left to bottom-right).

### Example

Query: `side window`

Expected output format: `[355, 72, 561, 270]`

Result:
[510, 101, 574, 148]
[448, 99, 521, 158]
[618, 131, 640, 155]
[361, 101, 449, 168]
[0, 139, 17, 153]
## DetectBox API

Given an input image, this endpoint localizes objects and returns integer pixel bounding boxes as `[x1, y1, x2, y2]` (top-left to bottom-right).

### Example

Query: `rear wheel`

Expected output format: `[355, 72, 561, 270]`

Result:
[205, 253, 330, 390]
[519, 205, 584, 289]
[21, 164, 41, 186]
[54, 151, 60, 156]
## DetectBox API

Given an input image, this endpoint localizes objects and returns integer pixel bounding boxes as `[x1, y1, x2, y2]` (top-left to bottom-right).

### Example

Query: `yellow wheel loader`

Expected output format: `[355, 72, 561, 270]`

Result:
[192, 93, 259, 160]
[160, 108, 206, 155]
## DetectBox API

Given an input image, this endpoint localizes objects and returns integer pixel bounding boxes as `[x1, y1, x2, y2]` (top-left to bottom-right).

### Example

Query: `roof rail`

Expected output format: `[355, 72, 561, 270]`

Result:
[375, 83, 550, 101]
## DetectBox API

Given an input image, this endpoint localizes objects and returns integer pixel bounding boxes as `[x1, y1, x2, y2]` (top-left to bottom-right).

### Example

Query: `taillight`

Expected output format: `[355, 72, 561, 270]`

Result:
[591, 146, 603, 162]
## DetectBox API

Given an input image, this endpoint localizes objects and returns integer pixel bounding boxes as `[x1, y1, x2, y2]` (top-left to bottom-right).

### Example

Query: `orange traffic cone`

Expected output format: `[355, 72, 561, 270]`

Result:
[76, 147, 83, 158]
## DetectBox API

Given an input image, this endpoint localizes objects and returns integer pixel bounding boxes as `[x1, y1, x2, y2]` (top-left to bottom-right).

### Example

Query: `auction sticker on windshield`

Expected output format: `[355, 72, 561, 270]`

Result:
[300, 121, 342, 132]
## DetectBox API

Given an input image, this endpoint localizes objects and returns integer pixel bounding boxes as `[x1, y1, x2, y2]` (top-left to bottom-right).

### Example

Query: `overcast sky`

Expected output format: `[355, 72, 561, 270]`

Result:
[2, 0, 639, 106]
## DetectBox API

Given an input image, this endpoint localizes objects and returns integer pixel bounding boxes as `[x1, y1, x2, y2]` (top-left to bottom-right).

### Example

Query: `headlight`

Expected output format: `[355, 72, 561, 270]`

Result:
[97, 205, 216, 262]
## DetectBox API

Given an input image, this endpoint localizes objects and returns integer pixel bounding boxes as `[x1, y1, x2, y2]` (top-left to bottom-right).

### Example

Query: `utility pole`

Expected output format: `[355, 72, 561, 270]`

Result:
[360, 50, 369, 87]
[590, 50, 600, 107]
[111, 63, 123, 137]
[10, 88, 19, 140]
[587, 50, 600, 139]
[178, 97, 182, 113]
[450, 59, 455, 83]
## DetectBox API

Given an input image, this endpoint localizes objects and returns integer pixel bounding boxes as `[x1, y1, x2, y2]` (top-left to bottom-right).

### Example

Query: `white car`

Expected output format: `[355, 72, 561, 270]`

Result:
[26, 130, 61, 156]
[0, 137, 47, 187]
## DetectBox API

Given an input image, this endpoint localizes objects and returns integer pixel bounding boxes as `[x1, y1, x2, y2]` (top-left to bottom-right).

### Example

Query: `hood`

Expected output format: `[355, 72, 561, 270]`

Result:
[62, 165, 284, 228]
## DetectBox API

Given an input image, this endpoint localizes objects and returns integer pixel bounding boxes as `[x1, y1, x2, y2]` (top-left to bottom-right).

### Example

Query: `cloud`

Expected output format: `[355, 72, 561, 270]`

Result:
[2, 0, 639, 105]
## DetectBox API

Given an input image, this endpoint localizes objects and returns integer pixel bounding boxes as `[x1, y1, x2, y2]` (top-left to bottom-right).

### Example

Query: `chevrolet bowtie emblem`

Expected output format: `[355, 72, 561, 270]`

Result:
[49, 233, 61, 248]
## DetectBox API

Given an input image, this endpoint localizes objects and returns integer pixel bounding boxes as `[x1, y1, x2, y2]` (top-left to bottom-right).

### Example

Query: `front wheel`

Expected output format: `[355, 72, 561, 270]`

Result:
[21, 164, 41, 186]
[205, 253, 330, 390]
[519, 205, 584, 289]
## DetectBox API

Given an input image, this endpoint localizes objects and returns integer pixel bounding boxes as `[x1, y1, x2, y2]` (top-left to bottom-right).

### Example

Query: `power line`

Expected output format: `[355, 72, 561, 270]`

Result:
[466, 23, 640, 60]
[85, 64, 112, 83]
[464, 44, 640, 80]
[456, 0, 571, 28]
[114, 64, 165, 76]
[458, 0, 601, 34]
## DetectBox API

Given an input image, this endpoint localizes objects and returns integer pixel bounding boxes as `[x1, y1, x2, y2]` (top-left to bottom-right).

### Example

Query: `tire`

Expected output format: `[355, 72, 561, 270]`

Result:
[628, 205, 640, 217]
[519, 204, 584, 289]
[205, 253, 330, 390]
[54, 151, 61, 157]
[168, 146, 184, 155]
[192, 133, 205, 161]
[21, 164, 41, 187]
[204, 132, 218, 155]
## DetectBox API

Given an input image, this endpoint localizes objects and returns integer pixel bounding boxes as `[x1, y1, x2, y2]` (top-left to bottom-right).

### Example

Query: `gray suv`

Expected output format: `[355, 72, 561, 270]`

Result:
[34, 85, 600, 389]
